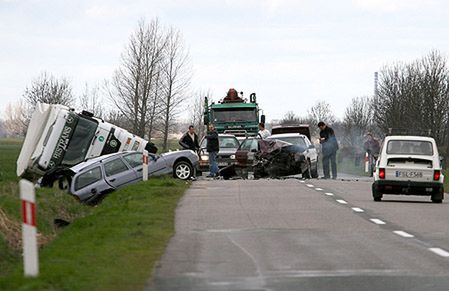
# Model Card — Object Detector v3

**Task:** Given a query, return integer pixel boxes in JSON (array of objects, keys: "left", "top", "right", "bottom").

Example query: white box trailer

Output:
[{"left": 17, "top": 103, "right": 154, "bottom": 183}]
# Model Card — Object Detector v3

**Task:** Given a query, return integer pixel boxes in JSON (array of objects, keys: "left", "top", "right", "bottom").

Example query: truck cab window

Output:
[{"left": 62, "top": 117, "right": 98, "bottom": 166}]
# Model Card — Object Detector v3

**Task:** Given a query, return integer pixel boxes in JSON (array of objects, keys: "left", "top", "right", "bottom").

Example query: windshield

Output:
[
  {"left": 386, "top": 140, "right": 433, "bottom": 156},
  {"left": 270, "top": 136, "right": 307, "bottom": 147},
  {"left": 62, "top": 117, "right": 98, "bottom": 166},
  {"left": 212, "top": 108, "right": 257, "bottom": 122},
  {"left": 201, "top": 136, "right": 240, "bottom": 148}
]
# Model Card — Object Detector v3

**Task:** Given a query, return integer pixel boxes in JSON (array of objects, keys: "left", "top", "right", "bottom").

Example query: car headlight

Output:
[
  {"left": 230, "top": 154, "right": 236, "bottom": 159},
  {"left": 201, "top": 155, "right": 209, "bottom": 161}
]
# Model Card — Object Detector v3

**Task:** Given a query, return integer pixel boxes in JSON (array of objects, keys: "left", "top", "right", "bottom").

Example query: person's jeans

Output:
[
  {"left": 209, "top": 151, "right": 219, "bottom": 176},
  {"left": 322, "top": 151, "right": 337, "bottom": 178}
]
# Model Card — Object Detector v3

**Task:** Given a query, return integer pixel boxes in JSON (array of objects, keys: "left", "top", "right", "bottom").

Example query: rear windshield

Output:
[
  {"left": 201, "top": 136, "right": 240, "bottom": 148},
  {"left": 386, "top": 140, "right": 433, "bottom": 156},
  {"left": 269, "top": 136, "right": 307, "bottom": 147}
]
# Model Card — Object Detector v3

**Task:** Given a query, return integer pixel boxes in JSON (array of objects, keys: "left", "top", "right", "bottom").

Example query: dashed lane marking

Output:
[
  {"left": 351, "top": 207, "right": 364, "bottom": 212},
  {"left": 393, "top": 230, "right": 414, "bottom": 238},
  {"left": 306, "top": 184, "right": 314, "bottom": 188},
  {"left": 370, "top": 218, "right": 386, "bottom": 225},
  {"left": 325, "top": 192, "right": 334, "bottom": 196},
  {"left": 315, "top": 188, "right": 323, "bottom": 191},
  {"left": 336, "top": 199, "right": 348, "bottom": 204},
  {"left": 429, "top": 248, "right": 449, "bottom": 258}
]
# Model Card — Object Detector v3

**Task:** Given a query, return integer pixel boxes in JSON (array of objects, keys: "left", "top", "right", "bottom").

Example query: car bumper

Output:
[
  {"left": 198, "top": 159, "right": 236, "bottom": 171},
  {"left": 373, "top": 180, "right": 443, "bottom": 196}
]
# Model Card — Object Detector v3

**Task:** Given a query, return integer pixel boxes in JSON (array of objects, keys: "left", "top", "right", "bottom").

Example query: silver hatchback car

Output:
[{"left": 69, "top": 150, "right": 198, "bottom": 203}]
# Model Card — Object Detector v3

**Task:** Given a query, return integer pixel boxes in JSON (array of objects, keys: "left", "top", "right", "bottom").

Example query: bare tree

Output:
[
  {"left": 23, "top": 72, "right": 74, "bottom": 108},
  {"left": 3, "top": 100, "right": 28, "bottom": 137},
  {"left": 79, "top": 83, "right": 104, "bottom": 118},
  {"left": 280, "top": 111, "right": 301, "bottom": 125},
  {"left": 373, "top": 50, "right": 449, "bottom": 144},
  {"left": 307, "top": 100, "right": 336, "bottom": 125},
  {"left": 108, "top": 19, "right": 167, "bottom": 137},
  {"left": 189, "top": 90, "right": 211, "bottom": 139},
  {"left": 342, "top": 96, "right": 373, "bottom": 148},
  {"left": 159, "top": 27, "right": 192, "bottom": 151}
]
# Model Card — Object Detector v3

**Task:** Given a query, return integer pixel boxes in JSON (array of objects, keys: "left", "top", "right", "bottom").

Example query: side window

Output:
[
  {"left": 104, "top": 158, "right": 129, "bottom": 177},
  {"left": 75, "top": 166, "right": 102, "bottom": 191},
  {"left": 251, "top": 139, "right": 258, "bottom": 151},
  {"left": 123, "top": 152, "right": 143, "bottom": 168},
  {"left": 131, "top": 141, "right": 140, "bottom": 151}
]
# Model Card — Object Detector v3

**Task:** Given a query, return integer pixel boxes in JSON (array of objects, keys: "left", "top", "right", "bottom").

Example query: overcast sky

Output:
[{"left": 1, "top": 0, "right": 449, "bottom": 122}]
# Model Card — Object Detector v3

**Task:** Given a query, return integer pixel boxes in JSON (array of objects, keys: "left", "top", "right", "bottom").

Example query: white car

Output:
[
  {"left": 372, "top": 135, "right": 444, "bottom": 203},
  {"left": 267, "top": 133, "right": 319, "bottom": 178}
]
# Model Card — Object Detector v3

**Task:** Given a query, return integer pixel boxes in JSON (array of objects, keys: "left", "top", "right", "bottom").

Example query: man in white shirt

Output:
[{"left": 258, "top": 123, "right": 270, "bottom": 139}]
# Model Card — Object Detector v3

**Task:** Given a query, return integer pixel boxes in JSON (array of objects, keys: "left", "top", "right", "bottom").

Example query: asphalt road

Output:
[{"left": 151, "top": 175, "right": 449, "bottom": 291}]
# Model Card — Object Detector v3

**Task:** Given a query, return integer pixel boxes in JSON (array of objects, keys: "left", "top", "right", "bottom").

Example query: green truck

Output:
[{"left": 203, "top": 88, "right": 265, "bottom": 139}]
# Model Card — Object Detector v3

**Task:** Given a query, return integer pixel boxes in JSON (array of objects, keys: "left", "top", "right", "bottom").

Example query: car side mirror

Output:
[{"left": 440, "top": 156, "right": 445, "bottom": 168}]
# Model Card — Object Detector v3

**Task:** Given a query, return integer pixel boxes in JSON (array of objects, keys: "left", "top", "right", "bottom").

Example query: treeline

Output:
[
  {"left": 1, "top": 19, "right": 194, "bottom": 151},
  {"left": 280, "top": 50, "right": 449, "bottom": 156}
]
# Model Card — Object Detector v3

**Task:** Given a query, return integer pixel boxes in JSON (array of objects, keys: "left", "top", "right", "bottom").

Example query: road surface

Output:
[{"left": 151, "top": 176, "right": 449, "bottom": 290}]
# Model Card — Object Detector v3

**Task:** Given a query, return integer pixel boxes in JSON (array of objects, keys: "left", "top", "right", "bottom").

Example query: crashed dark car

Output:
[{"left": 253, "top": 139, "right": 316, "bottom": 179}]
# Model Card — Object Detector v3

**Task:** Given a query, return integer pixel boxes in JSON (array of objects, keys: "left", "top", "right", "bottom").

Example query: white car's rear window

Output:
[{"left": 386, "top": 140, "right": 433, "bottom": 156}]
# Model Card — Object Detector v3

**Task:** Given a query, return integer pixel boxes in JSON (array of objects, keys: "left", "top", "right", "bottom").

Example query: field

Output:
[{"left": 0, "top": 138, "right": 189, "bottom": 290}]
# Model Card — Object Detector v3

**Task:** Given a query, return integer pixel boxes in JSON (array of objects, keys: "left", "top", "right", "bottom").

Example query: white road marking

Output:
[
  {"left": 370, "top": 218, "right": 386, "bottom": 225},
  {"left": 351, "top": 207, "right": 364, "bottom": 212},
  {"left": 315, "top": 188, "right": 323, "bottom": 191},
  {"left": 336, "top": 199, "right": 348, "bottom": 204},
  {"left": 393, "top": 230, "right": 414, "bottom": 238},
  {"left": 299, "top": 180, "right": 305, "bottom": 183},
  {"left": 306, "top": 184, "right": 314, "bottom": 188},
  {"left": 429, "top": 248, "right": 449, "bottom": 257},
  {"left": 325, "top": 192, "right": 334, "bottom": 196}
]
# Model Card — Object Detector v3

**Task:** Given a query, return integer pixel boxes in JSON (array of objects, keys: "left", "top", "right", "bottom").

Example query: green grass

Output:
[
  {"left": 0, "top": 178, "right": 188, "bottom": 290},
  {"left": 0, "top": 138, "right": 190, "bottom": 290}
]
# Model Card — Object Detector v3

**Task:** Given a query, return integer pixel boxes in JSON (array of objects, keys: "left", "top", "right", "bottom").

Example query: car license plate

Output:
[
  {"left": 218, "top": 162, "right": 228, "bottom": 166},
  {"left": 395, "top": 171, "right": 423, "bottom": 178}
]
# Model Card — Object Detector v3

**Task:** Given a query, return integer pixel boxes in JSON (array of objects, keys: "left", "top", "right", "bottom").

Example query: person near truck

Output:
[
  {"left": 364, "top": 133, "right": 380, "bottom": 177},
  {"left": 318, "top": 121, "right": 339, "bottom": 179},
  {"left": 179, "top": 125, "right": 200, "bottom": 152},
  {"left": 206, "top": 124, "right": 219, "bottom": 178},
  {"left": 258, "top": 123, "right": 271, "bottom": 139}
]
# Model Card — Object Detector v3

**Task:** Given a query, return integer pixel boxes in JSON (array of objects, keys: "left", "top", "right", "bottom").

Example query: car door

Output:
[
  {"left": 103, "top": 157, "right": 139, "bottom": 188},
  {"left": 72, "top": 166, "right": 110, "bottom": 201}
]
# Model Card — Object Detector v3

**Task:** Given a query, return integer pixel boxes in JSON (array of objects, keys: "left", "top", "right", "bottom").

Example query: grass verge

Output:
[{"left": 0, "top": 177, "right": 188, "bottom": 290}]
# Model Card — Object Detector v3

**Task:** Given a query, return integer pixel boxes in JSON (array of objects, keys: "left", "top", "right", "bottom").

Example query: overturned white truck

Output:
[{"left": 17, "top": 103, "right": 155, "bottom": 186}]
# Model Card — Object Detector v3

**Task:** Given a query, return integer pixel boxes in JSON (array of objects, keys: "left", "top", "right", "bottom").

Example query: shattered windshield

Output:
[
  {"left": 212, "top": 109, "right": 257, "bottom": 122},
  {"left": 62, "top": 117, "right": 98, "bottom": 166}
]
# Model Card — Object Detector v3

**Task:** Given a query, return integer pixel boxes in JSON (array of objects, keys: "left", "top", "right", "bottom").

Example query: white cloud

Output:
[
  {"left": 85, "top": 4, "right": 131, "bottom": 19},
  {"left": 352, "top": 0, "right": 434, "bottom": 13}
]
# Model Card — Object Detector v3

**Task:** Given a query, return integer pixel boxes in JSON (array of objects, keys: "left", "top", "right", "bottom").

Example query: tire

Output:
[
  {"left": 372, "top": 183, "right": 382, "bottom": 201},
  {"left": 431, "top": 188, "right": 444, "bottom": 203},
  {"left": 58, "top": 174, "right": 72, "bottom": 191},
  {"left": 173, "top": 161, "right": 193, "bottom": 180},
  {"left": 302, "top": 160, "right": 311, "bottom": 179},
  {"left": 311, "top": 161, "right": 319, "bottom": 178}
]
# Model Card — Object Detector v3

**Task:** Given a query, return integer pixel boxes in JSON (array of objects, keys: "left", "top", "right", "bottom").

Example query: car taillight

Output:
[
  {"left": 379, "top": 168, "right": 385, "bottom": 179},
  {"left": 434, "top": 170, "right": 441, "bottom": 181}
]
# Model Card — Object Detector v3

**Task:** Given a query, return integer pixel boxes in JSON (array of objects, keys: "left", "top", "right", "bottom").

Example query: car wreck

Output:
[{"left": 225, "top": 137, "right": 317, "bottom": 179}]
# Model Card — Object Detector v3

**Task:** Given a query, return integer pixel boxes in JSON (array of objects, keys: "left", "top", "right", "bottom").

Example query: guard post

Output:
[
  {"left": 143, "top": 150, "right": 149, "bottom": 181},
  {"left": 20, "top": 179, "right": 39, "bottom": 277}
]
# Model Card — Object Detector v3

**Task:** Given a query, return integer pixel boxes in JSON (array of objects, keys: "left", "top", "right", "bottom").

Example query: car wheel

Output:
[
  {"left": 372, "top": 184, "right": 382, "bottom": 201},
  {"left": 174, "top": 161, "right": 193, "bottom": 180},
  {"left": 431, "top": 188, "right": 444, "bottom": 203},
  {"left": 58, "top": 174, "right": 72, "bottom": 191},
  {"left": 311, "top": 162, "right": 319, "bottom": 178}
]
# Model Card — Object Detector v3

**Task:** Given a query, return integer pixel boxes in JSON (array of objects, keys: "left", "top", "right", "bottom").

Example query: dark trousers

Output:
[{"left": 322, "top": 151, "right": 337, "bottom": 178}]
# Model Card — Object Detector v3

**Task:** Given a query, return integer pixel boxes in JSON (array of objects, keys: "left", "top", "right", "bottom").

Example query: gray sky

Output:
[{"left": 1, "top": 0, "right": 449, "bottom": 122}]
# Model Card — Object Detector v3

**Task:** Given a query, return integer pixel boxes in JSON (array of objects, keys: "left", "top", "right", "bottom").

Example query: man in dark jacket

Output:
[
  {"left": 318, "top": 121, "right": 339, "bottom": 179},
  {"left": 179, "top": 125, "right": 200, "bottom": 152},
  {"left": 206, "top": 124, "right": 219, "bottom": 177}
]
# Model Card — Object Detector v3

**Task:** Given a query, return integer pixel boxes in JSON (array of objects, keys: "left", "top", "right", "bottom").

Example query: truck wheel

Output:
[
  {"left": 58, "top": 174, "right": 72, "bottom": 191},
  {"left": 174, "top": 161, "right": 193, "bottom": 180},
  {"left": 372, "top": 184, "right": 382, "bottom": 201}
]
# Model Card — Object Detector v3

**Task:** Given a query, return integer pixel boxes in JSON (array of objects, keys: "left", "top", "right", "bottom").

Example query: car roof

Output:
[
  {"left": 71, "top": 151, "right": 139, "bottom": 172},
  {"left": 385, "top": 135, "right": 436, "bottom": 142},
  {"left": 269, "top": 133, "right": 307, "bottom": 138}
]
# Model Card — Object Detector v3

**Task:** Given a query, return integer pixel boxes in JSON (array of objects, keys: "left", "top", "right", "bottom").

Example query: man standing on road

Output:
[
  {"left": 258, "top": 123, "right": 270, "bottom": 139},
  {"left": 318, "top": 121, "right": 339, "bottom": 179},
  {"left": 364, "top": 133, "right": 381, "bottom": 177},
  {"left": 206, "top": 124, "right": 219, "bottom": 178},
  {"left": 179, "top": 125, "right": 200, "bottom": 152}
]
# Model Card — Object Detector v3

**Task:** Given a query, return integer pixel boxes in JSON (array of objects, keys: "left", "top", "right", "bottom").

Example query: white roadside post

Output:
[
  {"left": 19, "top": 179, "right": 39, "bottom": 277},
  {"left": 143, "top": 150, "right": 149, "bottom": 181},
  {"left": 364, "top": 152, "right": 369, "bottom": 173}
]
